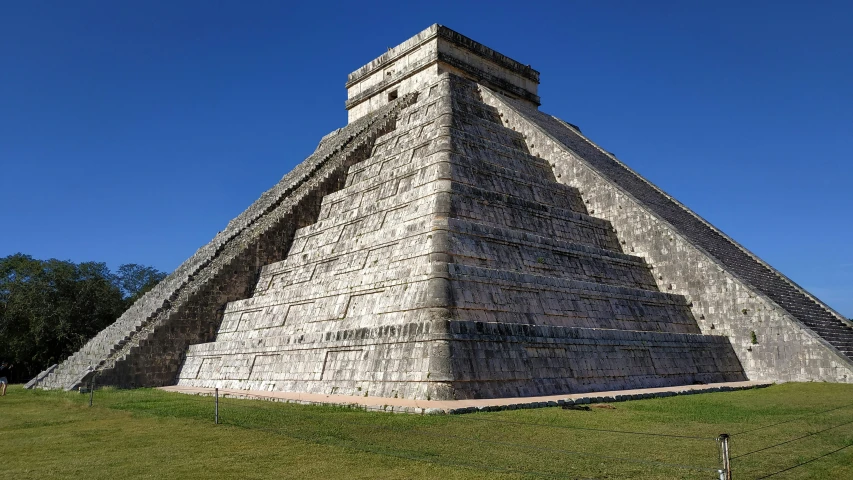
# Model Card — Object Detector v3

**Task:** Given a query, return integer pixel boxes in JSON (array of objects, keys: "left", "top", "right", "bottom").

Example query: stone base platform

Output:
[{"left": 159, "top": 380, "right": 770, "bottom": 415}]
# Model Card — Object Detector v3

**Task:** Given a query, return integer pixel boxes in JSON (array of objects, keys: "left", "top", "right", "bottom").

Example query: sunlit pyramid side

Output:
[{"left": 29, "top": 25, "right": 853, "bottom": 399}]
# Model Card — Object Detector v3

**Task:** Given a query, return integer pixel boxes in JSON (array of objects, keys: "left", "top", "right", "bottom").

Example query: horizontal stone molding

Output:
[{"left": 346, "top": 24, "right": 539, "bottom": 86}]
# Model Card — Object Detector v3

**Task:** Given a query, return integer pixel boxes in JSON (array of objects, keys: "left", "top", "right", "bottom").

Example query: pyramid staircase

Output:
[
  {"left": 176, "top": 74, "right": 746, "bottom": 400},
  {"left": 27, "top": 95, "right": 418, "bottom": 390},
  {"left": 30, "top": 24, "right": 852, "bottom": 395},
  {"left": 485, "top": 92, "right": 853, "bottom": 363}
]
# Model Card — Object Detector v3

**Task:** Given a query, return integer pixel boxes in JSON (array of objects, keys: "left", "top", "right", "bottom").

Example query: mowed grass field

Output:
[{"left": 2, "top": 383, "right": 853, "bottom": 479}]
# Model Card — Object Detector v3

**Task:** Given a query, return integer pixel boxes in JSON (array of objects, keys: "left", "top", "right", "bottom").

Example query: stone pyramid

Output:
[{"left": 29, "top": 25, "right": 853, "bottom": 398}]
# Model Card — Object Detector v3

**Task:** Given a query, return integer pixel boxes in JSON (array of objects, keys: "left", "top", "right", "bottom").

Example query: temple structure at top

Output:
[{"left": 345, "top": 25, "right": 539, "bottom": 122}]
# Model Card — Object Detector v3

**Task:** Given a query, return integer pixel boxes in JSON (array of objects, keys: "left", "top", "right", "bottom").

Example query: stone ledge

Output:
[
  {"left": 159, "top": 381, "right": 770, "bottom": 415},
  {"left": 346, "top": 24, "right": 539, "bottom": 86}
]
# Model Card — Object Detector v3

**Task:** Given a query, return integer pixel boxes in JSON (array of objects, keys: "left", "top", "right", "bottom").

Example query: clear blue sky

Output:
[{"left": 1, "top": 1, "right": 851, "bottom": 316}]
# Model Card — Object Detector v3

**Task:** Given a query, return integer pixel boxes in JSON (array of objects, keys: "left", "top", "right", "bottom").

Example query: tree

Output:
[
  {"left": 115, "top": 263, "right": 167, "bottom": 303},
  {"left": 0, "top": 254, "right": 167, "bottom": 381}
]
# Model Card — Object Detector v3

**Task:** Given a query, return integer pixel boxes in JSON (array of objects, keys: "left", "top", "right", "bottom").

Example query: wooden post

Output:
[{"left": 215, "top": 388, "right": 219, "bottom": 424}]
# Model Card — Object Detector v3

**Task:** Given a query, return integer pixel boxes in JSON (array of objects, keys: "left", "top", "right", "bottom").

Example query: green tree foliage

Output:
[
  {"left": 115, "top": 263, "right": 167, "bottom": 304},
  {"left": 0, "top": 254, "right": 167, "bottom": 381}
]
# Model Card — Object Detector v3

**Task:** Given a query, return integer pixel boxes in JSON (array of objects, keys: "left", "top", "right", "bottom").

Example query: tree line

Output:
[{"left": 0, "top": 253, "right": 167, "bottom": 382}]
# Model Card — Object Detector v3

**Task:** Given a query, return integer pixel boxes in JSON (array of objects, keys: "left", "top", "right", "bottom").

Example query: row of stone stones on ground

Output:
[
  {"left": 186, "top": 383, "right": 770, "bottom": 415},
  {"left": 437, "top": 383, "right": 771, "bottom": 415}
]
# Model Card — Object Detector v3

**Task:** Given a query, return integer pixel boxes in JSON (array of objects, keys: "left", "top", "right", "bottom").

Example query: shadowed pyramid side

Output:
[
  {"left": 177, "top": 73, "right": 747, "bottom": 400},
  {"left": 477, "top": 83, "right": 853, "bottom": 384}
]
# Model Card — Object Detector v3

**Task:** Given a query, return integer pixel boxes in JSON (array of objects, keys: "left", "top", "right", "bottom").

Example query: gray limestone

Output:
[
  {"left": 29, "top": 24, "right": 853, "bottom": 399},
  {"left": 175, "top": 71, "right": 745, "bottom": 400},
  {"left": 476, "top": 86, "right": 853, "bottom": 383}
]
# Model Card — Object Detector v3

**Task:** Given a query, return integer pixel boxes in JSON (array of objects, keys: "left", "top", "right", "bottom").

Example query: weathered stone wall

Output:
[
  {"left": 346, "top": 24, "right": 539, "bottom": 123},
  {"left": 179, "top": 74, "right": 746, "bottom": 400},
  {"left": 94, "top": 170, "right": 348, "bottom": 387},
  {"left": 444, "top": 322, "right": 746, "bottom": 399},
  {"left": 478, "top": 86, "right": 853, "bottom": 383},
  {"left": 180, "top": 83, "right": 455, "bottom": 399},
  {"left": 41, "top": 26, "right": 831, "bottom": 400}
]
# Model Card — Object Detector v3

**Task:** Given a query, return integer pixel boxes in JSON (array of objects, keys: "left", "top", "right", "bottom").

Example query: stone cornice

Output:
[
  {"left": 346, "top": 24, "right": 539, "bottom": 88},
  {"left": 435, "top": 26, "right": 539, "bottom": 83},
  {"left": 345, "top": 52, "right": 540, "bottom": 110}
]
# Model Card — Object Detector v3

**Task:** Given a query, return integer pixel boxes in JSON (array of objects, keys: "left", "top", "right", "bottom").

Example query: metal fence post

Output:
[
  {"left": 718, "top": 433, "right": 732, "bottom": 480},
  {"left": 88, "top": 373, "right": 97, "bottom": 407},
  {"left": 215, "top": 387, "right": 219, "bottom": 424}
]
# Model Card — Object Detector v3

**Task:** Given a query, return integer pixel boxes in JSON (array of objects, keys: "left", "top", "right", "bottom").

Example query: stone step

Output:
[
  {"left": 445, "top": 220, "right": 654, "bottom": 291},
  {"left": 517, "top": 102, "right": 853, "bottom": 366}
]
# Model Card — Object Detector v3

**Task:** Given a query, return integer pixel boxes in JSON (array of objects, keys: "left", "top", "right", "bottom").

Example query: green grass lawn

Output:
[{"left": 2, "top": 383, "right": 853, "bottom": 479}]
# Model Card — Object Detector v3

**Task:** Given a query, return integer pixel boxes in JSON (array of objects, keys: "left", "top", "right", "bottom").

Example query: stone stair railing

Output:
[
  {"left": 28, "top": 93, "right": 418, "bottom": 390},
  {"left": 491, "top": 92, "right": 853, "bottom": 361}
]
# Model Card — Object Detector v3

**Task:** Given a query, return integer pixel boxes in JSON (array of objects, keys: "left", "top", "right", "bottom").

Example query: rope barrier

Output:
[
  {"left": 459, "top": 414, "right": 717, "bottom": 440},
  {"left": 732, "top": 418, "right": 853, "bottom": 459},
  {"left": 731, "top": 401, "right": 853, "bottom": 436},
  {"left": 753, "top": 443, "right": 853, "bottom": 479}
]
